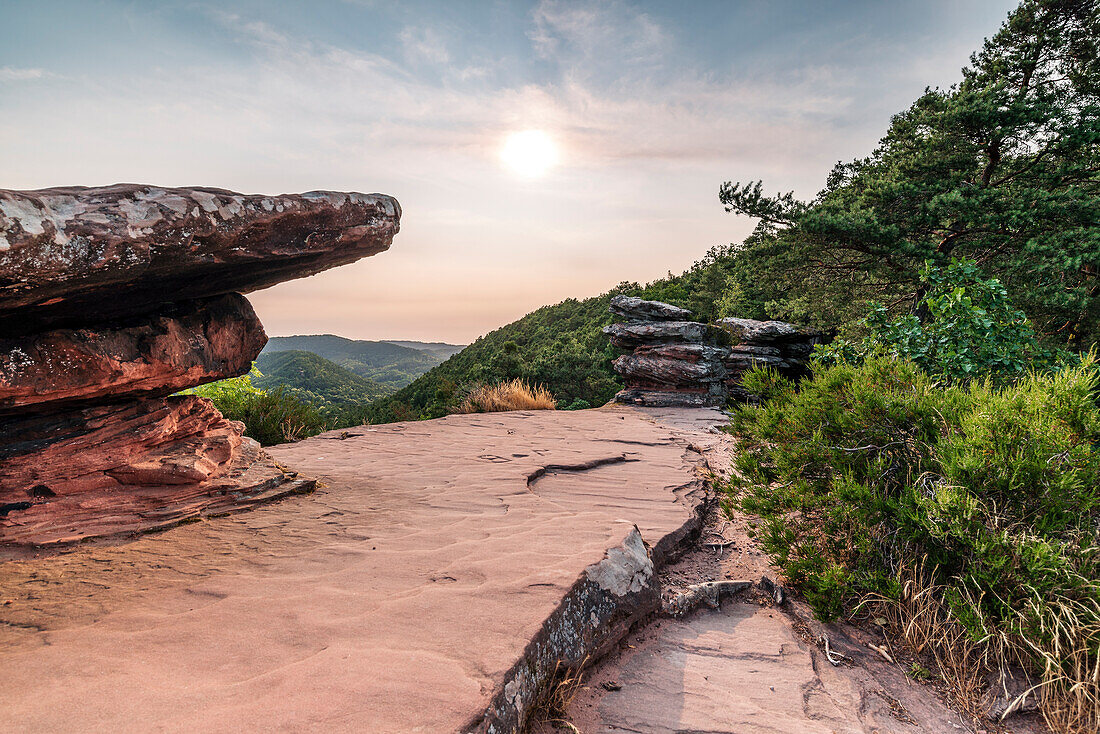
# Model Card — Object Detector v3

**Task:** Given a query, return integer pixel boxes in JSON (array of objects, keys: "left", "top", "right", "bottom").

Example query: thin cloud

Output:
[{"left": 0, "top": 66, "right": 50, "bottom": 82}]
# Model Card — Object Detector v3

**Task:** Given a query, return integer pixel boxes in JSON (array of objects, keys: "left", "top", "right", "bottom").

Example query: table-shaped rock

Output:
[{"left": 0, "top": 184, "right": 401, "bottom": 548}]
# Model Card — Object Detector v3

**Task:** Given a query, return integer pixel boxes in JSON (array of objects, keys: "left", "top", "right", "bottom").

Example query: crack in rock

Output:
[{"left": 525, "top": 455, "right": 638, "bottom": 488}]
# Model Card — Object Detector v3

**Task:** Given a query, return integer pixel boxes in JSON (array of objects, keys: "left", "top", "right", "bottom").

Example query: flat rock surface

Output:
[
  {"left": 0, "top": 407, "right": 720, "bottom": 733},
  {"left": 541, "top": 600, "right": 983, "bottom": 734}
]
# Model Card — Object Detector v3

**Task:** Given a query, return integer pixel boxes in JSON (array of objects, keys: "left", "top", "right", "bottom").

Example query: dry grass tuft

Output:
[
  {"left": 861, "top": 559, "right": 1100, "bottom": 733},
  {"left": 460, "top": 378, "right": 556, "bottom": 413},
  {"left": 525, "top": 658, "right": 587, "bottom": 732}
]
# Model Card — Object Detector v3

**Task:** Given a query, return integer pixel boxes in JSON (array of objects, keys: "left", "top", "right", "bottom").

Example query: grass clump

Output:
[
  {"left": 728, "top": 356, "right": 1100, "bottom": 730},
  {"left": 182, "top": 366, "right": 329, "bottom": 446},
  {"left": 459, "top": 378, "right": 556, "bottom": 413}
]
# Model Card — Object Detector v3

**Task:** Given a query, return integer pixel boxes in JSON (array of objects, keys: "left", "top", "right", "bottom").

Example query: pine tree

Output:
[{"left": 721, "top": 0, "right": 1100, "bottom": 346}]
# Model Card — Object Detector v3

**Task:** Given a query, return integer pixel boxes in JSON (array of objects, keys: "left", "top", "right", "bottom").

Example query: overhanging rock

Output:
[{"left": 0, "top": 184, "right": 401, "bottom": 549}]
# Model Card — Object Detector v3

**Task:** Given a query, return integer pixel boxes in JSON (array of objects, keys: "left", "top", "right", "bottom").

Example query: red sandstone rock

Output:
[
  {"left": 0, "top": 293, "right": 265, "bottom": 414},
  {"left": 603, "top": 321, "right": 731, "bottom": 350},
  {"left": 613, "top": 344, "right": 728, "bottom": 387},
  {"left": 0, "top": 184, "right": 401, "bottom": 334},
  {"left": 0, "top": 395, "right": 312, "bottom": 547}
]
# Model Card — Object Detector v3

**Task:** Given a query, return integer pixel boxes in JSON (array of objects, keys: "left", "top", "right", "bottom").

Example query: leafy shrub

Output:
[
  {"left": 222, "top": 387, "right": 330, "bottom": 445},
  {"left": 815, "top": 259, "right": 1058, "bottom": 382},
  {"left": 459, "top": 379, "right": 556, "bottom": 413},
  {"left": 561, "top": 398, "right": 591, "bottom": 411},
  {"left": 729, "top": 356, "right": 1100, "bottom": 729},
  {"left": 182, "top": 366, "right": 329, "bottom": 446}
]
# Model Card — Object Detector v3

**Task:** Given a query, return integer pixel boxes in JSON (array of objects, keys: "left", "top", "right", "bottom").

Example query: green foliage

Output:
[
  {"left": 719, "top": 0, "right": 1100, "bottom": 345},
  {"left": 255, "top": 350, "right": 390, "bottom": 405},
  {"left": 219, "top": 387, "right": 329, "bottom": 446},
  {"left": 263, "top": 335, "right": 450, "bottom": 391},
  {"left": 181, "top": 366, "right": 329, "bottom": 446},
  {"left": 365, "top": 246, "right": 738, "bottom": 423},
  {"left": 816, "top": 259, "right": 1058, "bottom": 381},
  {"left": 729, "top": 356, "right": 1100, "bottom": 697},
  {"left": 180, "top": 364, "right": 266, "bottom": 411}
]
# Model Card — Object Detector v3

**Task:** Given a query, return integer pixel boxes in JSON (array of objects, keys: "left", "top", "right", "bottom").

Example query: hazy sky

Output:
[{"left": 1, "top": 0, "right": 1018, "bottom": 343}]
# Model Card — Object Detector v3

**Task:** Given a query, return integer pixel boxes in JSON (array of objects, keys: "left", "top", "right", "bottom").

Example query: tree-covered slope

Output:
[
  {"left": 364, "top": 246, "right": 737, "bottom": 423},
  {"left": 383, "top": 340, "right": 466, "bottom": 359},
  {"left": 254, "top": 350, "right": 390, "bottom": 405},
  {"left": 262, "top": 335, "right": 445, "bottom": 390}
]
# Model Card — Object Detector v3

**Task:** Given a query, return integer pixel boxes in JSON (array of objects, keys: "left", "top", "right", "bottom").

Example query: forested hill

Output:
[
  {"left": 382, "top": 340, "right": 465, "bottom": 359},
  {"left": 262, "top": 335, "right": 449, "bottom": 391},
  {"left": 363, "top": 247, "right": 738, "bottom": 423}
]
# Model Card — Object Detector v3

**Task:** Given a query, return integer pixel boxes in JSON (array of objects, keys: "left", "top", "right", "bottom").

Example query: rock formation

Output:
[
  {"left": 605, "top": 296, "right": 731, "bottom": 407},
  {"left": 605, "top": 296, "right": 822, "bottom": 407},
  {"left": 717, "top": 316, "right": 822, "bottom": 400},
  {"left": 0, "top": 184, "right": 401, "bottom": 549}
]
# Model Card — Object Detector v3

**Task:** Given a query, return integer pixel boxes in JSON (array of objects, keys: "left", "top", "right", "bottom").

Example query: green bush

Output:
[
  {"left": 816, "top": 259, "right": 1058, "bottom": 382},
  {"left": 182, "top": 366, "right": 329, "bottom": 446},
  {"left": 729, "top": 356, "right": 1100, "bottom": 726}
]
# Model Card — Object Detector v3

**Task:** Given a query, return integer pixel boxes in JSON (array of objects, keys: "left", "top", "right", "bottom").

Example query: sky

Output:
[{"left": 0, "top": 0, "right": 1019, "bottom": 343}]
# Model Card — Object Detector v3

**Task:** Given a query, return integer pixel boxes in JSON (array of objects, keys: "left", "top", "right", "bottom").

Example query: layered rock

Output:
[
  {"left": 0, "top": 293, "right": 264, "bottom": 412},
  {"left": 0, "top": 184, "right": 401, "bottom": 549},
  {"left": 716, "top": 317, "right": 822, "bottom": 400},
  {"left": 605, "top": 296, "right": 729, "bottom": 407},
  {"left": 605, "top": 297, "right": 822, "bottom": 407},
  {"left": 609, "top": 296, "right": 693, "bottom": 323},
  {"left": 0, "top": 184, "right": 400, "bottom": 335}
]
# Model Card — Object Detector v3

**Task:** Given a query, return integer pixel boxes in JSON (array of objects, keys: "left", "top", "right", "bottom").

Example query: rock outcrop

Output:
[
  {"left": 717, "top": 316, "right": 822, "bottom": 400},
  {"left": 605, "top": 296, "right": 822, "bottom": 407},
  {"left": 0, "top": 184, "right": 401, "bottom": 549}
]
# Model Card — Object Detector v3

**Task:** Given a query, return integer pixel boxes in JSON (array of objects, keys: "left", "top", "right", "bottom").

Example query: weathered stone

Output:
[
  {"left": 0, "top": 184, "right": 401, "bottom": 335},
  {"left": 613, "top": 344, "right": 728, "bottom": 388},
  {"left": 609, "top": 295, "right": 693, "bottom": 323},
  {"left": 0, "top": 396, "right": 312, "bottom": 547},
  {"left": 603, "top": 321, "right": 731, "bottom": 350},
  {"left": 0, "top": 183, "right": 401, "bottom": 547},
  {"left": 613, "top": 387, "right": 725, "bottom": 408},
  {"left": 726, "top": 344, "right": 782, "bottom": 357},
  {"left": 0, "top": 293, "right": 265, "bottom": 414},
  {"left": 716, "top": 316, "right": 820, "bottom": 345}
]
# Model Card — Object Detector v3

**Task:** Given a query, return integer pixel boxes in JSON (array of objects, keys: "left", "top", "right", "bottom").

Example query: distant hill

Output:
[
  {"left": 254, "top": 350, "right": 390, "bottom": 405},
  {"left": 383, "top": 340, "right": 465, "bottom": 359},
  {"left": 262, "top": 335, "right": 454, "bottom": 391}
]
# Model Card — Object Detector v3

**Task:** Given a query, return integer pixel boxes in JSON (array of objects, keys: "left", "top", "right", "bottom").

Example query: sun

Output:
[{"left": 500, "top": 130, "right": 559, "bottom": 178}]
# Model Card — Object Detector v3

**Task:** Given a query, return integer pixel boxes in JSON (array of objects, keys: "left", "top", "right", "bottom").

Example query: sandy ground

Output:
[{"left": 0, "top": 406, "right": 719, "bottom": 733}]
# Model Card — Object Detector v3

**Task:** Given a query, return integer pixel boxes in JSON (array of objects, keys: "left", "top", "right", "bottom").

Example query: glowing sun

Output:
[{"left": 500, "top": 129, "right": 559, "bottom": 177}]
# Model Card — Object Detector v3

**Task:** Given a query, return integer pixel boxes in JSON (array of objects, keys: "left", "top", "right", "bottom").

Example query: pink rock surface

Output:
[
  {"left": 0, "top": 407, "right": 717, "bottom": 733},
  {"left": 0, "top": 293, "right": 265, "bottom": 413},
  {"left": 546, "top": 602, "right": 984, "bottom": 734},
  {"left": 0, "top": 395, "right": 308, "bottom": 547}
]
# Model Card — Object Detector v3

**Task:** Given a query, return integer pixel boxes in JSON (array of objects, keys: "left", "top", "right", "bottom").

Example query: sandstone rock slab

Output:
[
  {"left": 613, "top": 344, "right": 728, "bottom": 387},
  {"left": 716, "top": 316, "right": 820, "bottom": 345},
  {"left": 0, "top": 395, "right": 309, "bottom": 547},
  {"left": 0, "top": 407, "right": 723, "bottom": 733},
  {"left": 609, "top": 295, "right": 693, "bottom": 323},
  {"left": 0, "top": 293, "right": 265, "bottom": 413},
  {"left": 547, "top": 601, "right": 984, "bottom": 734},
  {"left": 603, "top": 321, "right": 730, "bottom": 350},
  {"left": 0, "top": 184, "right": 401, "bottom": 334}
]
